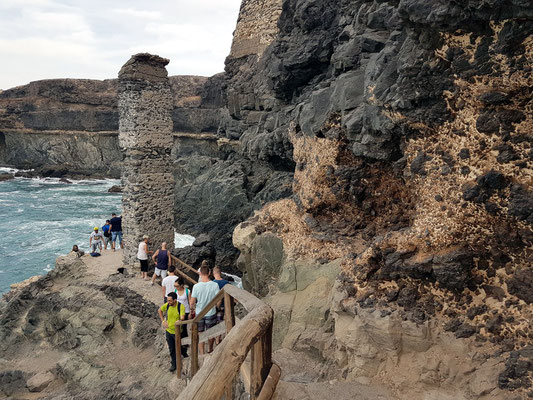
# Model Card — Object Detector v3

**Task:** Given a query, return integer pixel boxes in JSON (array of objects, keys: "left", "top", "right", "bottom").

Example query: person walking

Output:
[
  {"left": 174, "top": 278, "right": 192, "bottom": 344},
  {"left": 161, "top": 266, "right": 178, "bottom": 303},
  {"left": 109, "top": 213, "right": 123, "bottom": 251},
  {"left": 190, "top": 261, "right": 220, "bottom": 354},
  {"left": 151, "top": 242, "right": 171, "bottom": 286},
  {"left": 213, "top": 266, "right": 230, "bottom": 343},
  {"left": 137, "top": 235, "right": 152, "bottom": 280},
  {"left": 157, "top": 292, "right": 186, "bottom": 372},
  {"left": 89, "top": 227, "right": 104, "bottom": 254},
  {"left": 101, "top": 220, "right": 111, "bottom": 250}
]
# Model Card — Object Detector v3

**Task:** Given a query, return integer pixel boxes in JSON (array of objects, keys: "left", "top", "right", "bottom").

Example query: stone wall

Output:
[
  {"left": 230, "top": 0, "right": 283, "bottom": 59},
  {"left": 118, "top": 53, "right": 175, "bottom": 265}
]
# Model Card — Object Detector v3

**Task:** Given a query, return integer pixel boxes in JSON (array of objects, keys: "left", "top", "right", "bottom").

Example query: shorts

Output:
[
  {"left": 197, "top": 314, "right": 217, "bottom": 332},
  {"left": 154, "top": 268, "right": 168, "bottom": 279},
  {"left": 103, "top": 235, "right": 110, "bottom": 246},
  {"left": 139, "top": 259, "right": 148, "bottom": 272},
  {"left": 111, "top": 231, "right": 123, "bottom": 244}
]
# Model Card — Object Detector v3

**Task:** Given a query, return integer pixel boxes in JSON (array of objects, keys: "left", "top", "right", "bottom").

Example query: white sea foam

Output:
[{"left": 175, "top": 232, "right": 195, "bottom": 248}]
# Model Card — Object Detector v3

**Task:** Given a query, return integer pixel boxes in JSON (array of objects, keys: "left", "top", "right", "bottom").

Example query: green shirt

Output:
[{"left": 160, "top": 301, "right": 185, "bottom": 335}]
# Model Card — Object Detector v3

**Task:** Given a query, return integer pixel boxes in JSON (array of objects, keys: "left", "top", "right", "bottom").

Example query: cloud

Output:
[{"left": 0, "top": 0, "right": 242, "bottom": 89}]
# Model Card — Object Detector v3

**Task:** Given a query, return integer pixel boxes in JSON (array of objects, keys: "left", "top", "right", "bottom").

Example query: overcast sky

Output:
[{"left": 0, "top": 0, "right": 242, "bottom": 89}]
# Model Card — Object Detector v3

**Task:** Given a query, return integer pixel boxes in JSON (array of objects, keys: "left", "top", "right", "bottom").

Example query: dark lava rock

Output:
[
  {"left": 455, "top": 323, "right": 476, "bottom": 338},
  {"left": 174, "top": 242, "right": 216, "bottom": 272},
  {"left": 496, "top": 144, "right": 519, "bottom": 163},
  {"left": 410, "top": 152, "right": 431, "bottom": 176},
  {"left": 479, "top": 91, "right": 509, "bottom": 105},
  {"left": 462, "top": 183, "right": 481, "bottom": 201},
  {"left": 444, "top": 318, "right": 462, "bottom": 332},
  {"left": 458, "top": 148, "right": 470, "bottom": 159},
  {"left": 193, "top": 233, "right": 211, "bottom": 247},
  {"left": 486, "top": 314, "right": 504, "bottom": 334},
  {"left": 432, "top": 248, "right": 473, "bottom": 291},
  {"left": 467, "top": 304, "right": 488, "bottom": 320},
  {"left": 508, "top": 184, "right": 533, "bottom": 224},
  {"left": 59, "top": 178, "right": 72, "bottom": 184},
  {"left": 397, "top": 286, "right": 419, "bottom": 309},
  {"left": 482, "top": 285, "right": 506, "bottom": 302},
  {"left": 476, "top": 170, "right": 508, "bottom": 190},
  {"left": 476, "top": 111, "right": 500, "bottom": 134},
  {"left": 0, "top": 173, "right": 14, "bottom": 182},
  {"left": 499, "top": 348, "right": 533, "bottom": 390},
  {"left": 108, "top": 185, "right": 122, "bottom": 193},
  {"left": 508, "top": 268, "right": 533, "bottom": 304},
  {"left": 0, "top": 370, "right": 26, "bottom": 396}
]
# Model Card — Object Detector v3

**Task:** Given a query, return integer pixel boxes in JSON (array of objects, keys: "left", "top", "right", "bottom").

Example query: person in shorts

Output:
[
  {"left": 89, "top": 227, "right": 104, "bottom": 253},
  {"left": 109, "top": 213, "right": 123, "bottom": 251},
  {"left": 151, "top": 242, "right": 171, "bottom": 286},
  {"left": 190, "top": 261, "right": 220, "bottom": 354},
  {"left": 137, "top": 235, "right": 152, "bottom": 280},
  {"left": 101, "top": 220, "right": 111, "bottom": 250}
]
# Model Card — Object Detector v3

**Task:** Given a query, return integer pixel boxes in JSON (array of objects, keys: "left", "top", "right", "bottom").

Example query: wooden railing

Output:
[
  {"left": 170, "top": 255, "right": 198, "bottom": 285},
  {"left": 173, "top": 282, "right": 279, "bottom": 400}
]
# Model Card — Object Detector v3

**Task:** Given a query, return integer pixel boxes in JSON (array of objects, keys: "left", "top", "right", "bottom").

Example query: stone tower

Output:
[{"left": 118, "top": 53, "right": 175, "bottom": 266}]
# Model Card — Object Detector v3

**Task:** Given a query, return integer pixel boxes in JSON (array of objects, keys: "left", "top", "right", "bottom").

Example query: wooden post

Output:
[
  {"left": 224, "top": 381, "right": 233, "bottom": 400},
  {"left": 175, "top": 326, "right": 182, "bottom": 378},
  {"left": 224, "top": 291, "right": 235, "bottom": 333},
  {"left": 249, "top": 323, "right": 272, "bottom": 399},
  {"left": 191, "top": 322, "right": 199, "bottom": 377}
]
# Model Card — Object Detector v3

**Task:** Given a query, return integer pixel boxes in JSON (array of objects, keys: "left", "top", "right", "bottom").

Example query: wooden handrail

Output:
[{"left": 175, "top": 284, "right": 277, "bottom": 400}]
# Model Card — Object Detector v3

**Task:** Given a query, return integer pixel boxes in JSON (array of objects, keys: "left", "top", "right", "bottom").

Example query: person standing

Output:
[
  {"left": 137, "top": 235, "right": 152, "bottom": 280},
  {"left": 109, "top": 213, "right": 123, "bottom": 251},
  {"left": 174, "top": 277, "right": 192, "bottom": 350},
  {"left": 161, "top": 266, "right": 178, "bottom": 303},
  {"left": 157, "top": 292, "right": 186, "bottom": 372},
  {"left": 213, "top": 266, "right": 230, "bottom": 343},
  {"left": 101, "top": 220, "right": 111, "bottom": 250},
  {"left": 151, "top": 242, "right": 171, "bottom": 286},
  {"left": 89, "top": 227, "right": 104, "bottom": 254},
  {"left": 190, "top": 261, "right": 220, "bottom": 354}
]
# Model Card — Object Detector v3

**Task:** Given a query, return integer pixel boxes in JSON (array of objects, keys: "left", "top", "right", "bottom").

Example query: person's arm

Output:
[
  {"left": 161, "top": 280, "right": 166, "bottom": 298},
  {"left": 168, "top": 251, "right": 171, "bottom": 267},
  {"left": 89, "top": 234, "right": 92, "bottom": 247},
  {"left": 190, "top": 297, "right": 197, "bottom": 312},
  {"left": 158, "top": 306, "right": 168, "bottom": 329},
  {"left": 152, "top": 249, "right": 159, "bottom": 263}
]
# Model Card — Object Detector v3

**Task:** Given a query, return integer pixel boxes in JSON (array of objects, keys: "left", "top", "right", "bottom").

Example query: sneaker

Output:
[
  {"left": 150, "top": 281, "right": 154, "bottom": 286},
  {"left": 169, "top": 366, "right": 176, "bottom": 372}
]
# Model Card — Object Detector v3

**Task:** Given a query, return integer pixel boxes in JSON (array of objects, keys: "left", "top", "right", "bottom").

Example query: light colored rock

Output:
[{"left": 27, "top": 371, "right": 55, "bottom": 392}]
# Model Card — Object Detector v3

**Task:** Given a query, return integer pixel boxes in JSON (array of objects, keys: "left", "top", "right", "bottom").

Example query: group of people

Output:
[
  {"left": 156, "top": 260, "right": 230, "bottom": 372},
  {"left": 88, "top": 213, "right": 123, "bottom": 254}
]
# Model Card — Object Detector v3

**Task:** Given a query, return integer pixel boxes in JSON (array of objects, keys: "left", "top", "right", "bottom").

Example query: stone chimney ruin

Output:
[{"left": 118, "top": 53, "right": 175, "bottom": 265}]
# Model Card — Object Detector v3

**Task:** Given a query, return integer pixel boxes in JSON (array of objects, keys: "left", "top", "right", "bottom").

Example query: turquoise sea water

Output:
[{"left": 0, "top": 168, "right": 122, "bottom": 294}]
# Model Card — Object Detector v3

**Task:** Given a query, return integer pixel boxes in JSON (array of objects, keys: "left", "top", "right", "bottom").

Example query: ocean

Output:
[{"left": 0, "top": 168, "right": 197, "bottom": 295}]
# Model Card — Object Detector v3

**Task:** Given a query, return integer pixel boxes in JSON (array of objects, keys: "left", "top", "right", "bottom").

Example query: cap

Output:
[{"left": 94, "top": 227, "right": 99, "bottom": 231}]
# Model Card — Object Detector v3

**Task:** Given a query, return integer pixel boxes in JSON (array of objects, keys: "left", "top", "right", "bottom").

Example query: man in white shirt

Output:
[
  {"left": 89, "top": 227, "right": 104, "bottom": 253},
  {"left": 191, "top": 262, "right": 220, "bottom": 354},
  {"left": 161, "top": 266, "right": 178, "bottom": 304}
]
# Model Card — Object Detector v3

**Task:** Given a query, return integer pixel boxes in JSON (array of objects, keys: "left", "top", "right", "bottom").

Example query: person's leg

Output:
[
  {"left": 198, "top": 318, "right": 206, "bottom": 355},
  {"left": 151, "top": 268, "right": 160, "bottom": 285},
  {"left": 165, "top": 331, "right": 176, "bottom": 371},
  {"left": 91, "top": 242, "right": 97, "bottom": 253},
  {"left": 118, "top": 231, "right": 123, "bottom": 249},
  {"left": 161, "top": 270, "right": 168, "bottom": 280},
  {"left": 111, "top": 232, "right": 117, "bottom": 251}
]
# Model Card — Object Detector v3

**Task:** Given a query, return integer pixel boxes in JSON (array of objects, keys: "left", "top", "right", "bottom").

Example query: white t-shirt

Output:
[
  {"left": 90, "top": 231, "right": 104, "bottom": 242},
  {"left": 137, "top": 241, "right": 148, "bottom": 260},
  {"left": 162, "top": 275, "right": 178, "bottom": 298}
]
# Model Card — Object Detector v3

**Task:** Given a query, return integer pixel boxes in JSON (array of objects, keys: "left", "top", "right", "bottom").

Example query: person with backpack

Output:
[
  {"left": 157, "top": 292, "right": 186, "bottom": 372},
  {"left": 101, "top": 220, "right": 111, "bottom": 250}
]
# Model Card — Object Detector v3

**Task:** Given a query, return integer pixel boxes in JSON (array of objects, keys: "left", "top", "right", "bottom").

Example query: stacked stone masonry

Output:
[
  {"left": 118, "top": 53, "right": 175, "bottom": 265},
  {"left": 230, "top": 0, "right": 283, "bottom": 58}
]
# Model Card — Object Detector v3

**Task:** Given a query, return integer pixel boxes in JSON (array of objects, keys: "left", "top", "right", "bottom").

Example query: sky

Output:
[{"left": 0, "top": 0, "right": 242, "bottom": 90}]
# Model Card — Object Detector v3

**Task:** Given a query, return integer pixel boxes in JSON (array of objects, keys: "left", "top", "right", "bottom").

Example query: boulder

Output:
[{"left": 27, "top": 371, "right": 55, "bottom": 392}]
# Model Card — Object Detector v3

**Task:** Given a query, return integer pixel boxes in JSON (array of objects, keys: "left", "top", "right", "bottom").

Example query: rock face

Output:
[
  {"left": 227, "top": 0, "right": 532, "bottom": 398},
  {"left": 0, "top": 252, "right": 175, "bottom": 399},
  {"left": 118, "top": 53, "right": 175, "bottom": 264}
]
